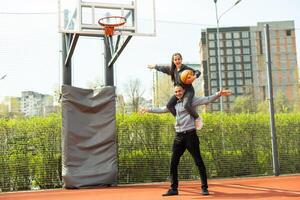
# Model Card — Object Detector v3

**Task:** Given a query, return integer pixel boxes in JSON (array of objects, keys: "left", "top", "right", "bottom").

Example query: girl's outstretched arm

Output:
[{"left": 147, "top": 64, "right": 171, "bottom": 75}]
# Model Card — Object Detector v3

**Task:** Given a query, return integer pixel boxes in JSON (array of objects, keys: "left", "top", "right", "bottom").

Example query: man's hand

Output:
[
  {"left": 139, "top": 107, "right": 149, "bottom": 114},
  {"left": 147, "top": 64, "right": 156, "bottom": 69},
  {"left": 217, "top": 89, "right": 232, "bottom": 97}
]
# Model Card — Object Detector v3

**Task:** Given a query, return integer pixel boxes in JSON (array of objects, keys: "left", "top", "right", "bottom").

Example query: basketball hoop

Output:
[{"left": 98, "top": 16, "right": 126, "bottom": 36}]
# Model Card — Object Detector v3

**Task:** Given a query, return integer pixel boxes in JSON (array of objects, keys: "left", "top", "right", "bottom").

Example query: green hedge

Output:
[
  {"left": 0, "top": 115, "right": 62, "bottom": 192},
  {"left": 0, "top": 113, "right": 300, "bottom": 191}
]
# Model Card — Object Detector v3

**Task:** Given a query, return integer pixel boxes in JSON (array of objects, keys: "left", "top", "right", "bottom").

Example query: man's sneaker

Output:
[
  {"left": 195, "top": 117, "right": 203, "bottom": 130},
  {"left": 162, "top": 189, "right": 178, "bottom": 196},
  {"left": 202, "top": 188, "right": 209, "bottom": 195}
]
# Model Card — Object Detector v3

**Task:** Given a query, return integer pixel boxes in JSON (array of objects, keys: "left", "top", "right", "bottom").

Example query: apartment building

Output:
[
  {"left": 20, "top": 91, "right": 54, "bottom": 117},
  {"left": 200, "top": 20, "right": 299, "bottom": 111}
]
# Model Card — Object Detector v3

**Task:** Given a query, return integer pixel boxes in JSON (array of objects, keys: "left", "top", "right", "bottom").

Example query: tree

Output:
[
  {"left": 86, "top": 76, "right": 103, "bottom": 90},
  {"left": 257, "top": 100, "right": 269, "bottom": 113},
  {"left": 52, "top": 84, "right": 61, "bottom": 104},
  {"left": 154, "top": 74, "right": 173, "bottom": 107},
  {"left": 292, "top": 96, "right": 300, "bottom": 112},
  {"left": 116, "top": 94, "right": 125, "bottom": 114},
  {"left": 232, "top": 95, "right": 256, "bottom": 113},
  {"left": 274, "top": 91, "right": 290, "bottom": 113},
  {"left": 124, "top": 78, "right": 145, "bottom": 113},
  {"left": 0, "top": 103, "right": 8, "bottom": 117},
  {"left": 257, "top": 91, "right": 293, "bottom": 113}
]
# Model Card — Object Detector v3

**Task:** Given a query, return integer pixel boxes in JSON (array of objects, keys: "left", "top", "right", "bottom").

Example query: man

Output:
[{"left": 140, "top": 85, "right": 232, "bottom": 196}]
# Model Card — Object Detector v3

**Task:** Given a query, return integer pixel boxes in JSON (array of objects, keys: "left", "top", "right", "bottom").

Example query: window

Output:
[
  {"left": 211, "top": 80, "right": 218, "bottom": 86},
  {"left": 235, "top": 56, "right": 241, "bottom": 62},
  {"left": 209, "top": 41, "right": 215, "bottom": 48},
  {"left": 225, "top": 32, "right": 232, "bottom": 39},
  {"left": 209, "top": 49, "right": 216, "bottom": 56},
  {"left": 243, "top": 48, "right": 250, "bottom": 54},
  {"left": 288, "top": 45, "right": 296, "bottom": 56},
  {"left": 221, "top": 56, "right": 225, "bottom": 63},
  {"left": 236, "top": 64, "right": 242, "bottom": 70},
  {"left": 212, "top": 88, "right": 218, "bottom": 94},
  {"left": 227, "top": 64, "right": 234, "bottom": 70},
  {"left": 280, "top": 55, "right": 287, "bottom": 66},
  {"left": 236, "top": 79, "right": 243, "bottom": 85},
  {"left": 226, "top": 40, "right": 232, "bottom": 47},
  {"left": 234, "top": 40, "right": 241, "bottom": 47},
  {"left": 210, "top": 57, "right": 216, "bottom": 64},
  {"left": 244, "top": 70, "right": 252, "bottom": 78},
  {"left": 227, "top": 56, "right": 233, "bottom": 63},
  {"left": 280, "top": 45, "right": 286, "bottom": 53},
  {"left": 210, "top": 65, "right": 217, "bottom": 71},
  {"left": 280, "top": 38, "right": 285, "bottom": 46},
  {"left": 242, "top": 31, "right": 249, "bottom": 38},
  {"left": 237, "top": 87, "right": 244, "bottom": 93},
  {"left": 242, "top": 39, "right": 250, "bottom": 46},
  {"left": 243, "top": 55, "right": 251, "bottom": 62},
  {"left": 234, "top": 48, "right": 241, "bottom": 54},
  {"left": 229, "top": 87, "right": 235, "bottom": 93},
  {"left": 233, "top": 32, "right": 240, "bottom": 39},
  {"left": 220, "top": 49, "right": 225, "bottom": 55},
  {"left": 220, "top": 41, "right": 224, "bottom": 47},
  {"left": 286, "top": 30, "right": 291, "bottom": 36},
  {"left": 219, "top": 33, "right": 223, "bottom": 39},
  {"left": 211, "top": 72, "right": 217, "bottom": 79},
  {"left": 226, "top": 49, "right": 233, "bottom": 55},
  {"left": 244, "top": 63, "right": 251, "bottom": 70},
  {"left": 228, "top": 80, "right": 235, "bottom": 86},
  {"left": 221, "top": 72, "right": 225, "bottom": 79},
  {"left": 221, "top": 64, "right": 226, "bottom": 70},
  {"left": 245, "top": 79, "right": 252, "bottom": 85},
  {"left": 228, "top": 71, "right": 234, "bottom": 78},
  {"left": 208, "top": 33, "right": 215, "bottom": 40},
  {"left": 271, "top": 45, "right": 277, "bottom": 53},
  {"left": 236, "top": 71, "right": 243, "bottom": 78},
  {"left": 287, "top": 37, "right": 293, "bottom": 45}
]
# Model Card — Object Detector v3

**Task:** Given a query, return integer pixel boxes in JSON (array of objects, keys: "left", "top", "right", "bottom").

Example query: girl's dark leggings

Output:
[{"left": 166, "top": 87, "right": 199, "bottom": 119}]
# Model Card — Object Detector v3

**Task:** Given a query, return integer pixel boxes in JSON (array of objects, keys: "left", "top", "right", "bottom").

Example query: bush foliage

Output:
[{"left": 0, "top": 113, "right": 300, "bottom": 191}]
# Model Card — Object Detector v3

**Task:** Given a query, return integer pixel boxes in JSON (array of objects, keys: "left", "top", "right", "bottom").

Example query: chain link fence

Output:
[{"left": 0, "top": 113, "right": 300, "bottom": 192}]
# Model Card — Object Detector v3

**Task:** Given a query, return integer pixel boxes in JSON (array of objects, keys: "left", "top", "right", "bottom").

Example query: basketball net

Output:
[{"left": 98, "top": 16, "right": 126, "bottom": 37}]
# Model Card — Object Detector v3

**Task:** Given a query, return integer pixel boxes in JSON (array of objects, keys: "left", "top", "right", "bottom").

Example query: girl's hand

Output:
[
  {"left": 147, "top": 64, "right": 156, "bottom": 69},
  {"left": 217, "top": 89, "right": 233, "bottom": 96}
]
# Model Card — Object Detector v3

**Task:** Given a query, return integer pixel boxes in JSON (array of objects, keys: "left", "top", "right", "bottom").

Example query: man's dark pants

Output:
[{"left": 170, "top": 129, "right": 208, "bottom": 190}]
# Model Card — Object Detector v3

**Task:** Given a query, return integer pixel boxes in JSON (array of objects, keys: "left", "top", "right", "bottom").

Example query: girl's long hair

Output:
[{"left": 170, "top": 52, "right": 182, "bottom": 82}]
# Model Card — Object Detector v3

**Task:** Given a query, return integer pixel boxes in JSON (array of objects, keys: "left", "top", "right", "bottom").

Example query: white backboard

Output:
[{"left": 58, "top": 0, "right": 156, "bottom": 36}]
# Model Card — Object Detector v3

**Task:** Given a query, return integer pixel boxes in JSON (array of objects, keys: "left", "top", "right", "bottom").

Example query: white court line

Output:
[{"left": 228, "top": 184, "right": 300, "bottom": 195}]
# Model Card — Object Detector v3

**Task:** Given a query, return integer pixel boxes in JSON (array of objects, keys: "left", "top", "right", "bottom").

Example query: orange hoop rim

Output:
[
  {"left": 98, "top": 16, "right": 126, "bottom": 27},
  {"left": 98, "top": 16, "right": 126, "bottom": 36}
]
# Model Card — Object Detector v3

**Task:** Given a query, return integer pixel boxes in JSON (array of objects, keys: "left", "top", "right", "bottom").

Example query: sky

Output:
[{"left": 0, "top": 0, "right": 300, "bottom": 100}]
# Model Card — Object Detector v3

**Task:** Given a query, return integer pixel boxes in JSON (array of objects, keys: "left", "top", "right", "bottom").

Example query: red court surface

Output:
[{"left": 1, "top": 174, "right": 299, "bottom": 200}]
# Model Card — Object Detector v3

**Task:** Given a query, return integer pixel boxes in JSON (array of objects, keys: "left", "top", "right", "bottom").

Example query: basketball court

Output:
[
  {"left": 1, "top": 175, "right": 299, "bottom": 200},
  {"left": 2, "top": 1, "right": 297, "bottom": 200}
]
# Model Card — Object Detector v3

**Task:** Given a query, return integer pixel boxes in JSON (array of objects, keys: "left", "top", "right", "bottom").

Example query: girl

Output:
[{"left": 148, "top": 53, "right": 202, "bottom": 129}]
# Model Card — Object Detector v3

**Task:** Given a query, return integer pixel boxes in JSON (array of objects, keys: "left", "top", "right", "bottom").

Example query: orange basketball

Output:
[{"left": 180, "top": 70, "right": 194, "bottom": 84}]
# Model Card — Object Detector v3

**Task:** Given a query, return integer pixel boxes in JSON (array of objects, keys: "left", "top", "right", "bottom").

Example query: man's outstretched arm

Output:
[
  {"left": 140, "top": 89, "right": 232, "bottom": 113},
  {"left": 191, "top": 89, "right": 233, "bottom": 107},
  {"left": 139, "top": 106, "right": 169, "bottom": 114}
]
